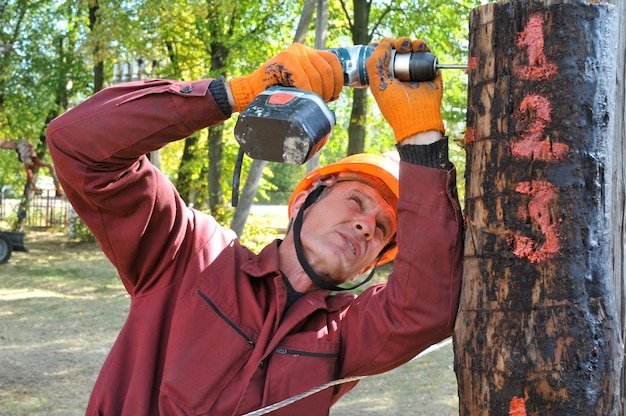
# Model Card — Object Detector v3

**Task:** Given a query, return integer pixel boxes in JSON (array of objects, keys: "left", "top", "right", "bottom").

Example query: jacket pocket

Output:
[
  {"left": 160, "top": 286, "right": 257, "bottom": 415},
  {"left": 263, "top": 333, "right": 340, "bottom": 415}
]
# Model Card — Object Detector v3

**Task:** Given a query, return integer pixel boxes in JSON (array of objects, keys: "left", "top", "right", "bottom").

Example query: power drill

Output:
[{"left": 233, "top": 45, "right": 462, "bottom": 165}]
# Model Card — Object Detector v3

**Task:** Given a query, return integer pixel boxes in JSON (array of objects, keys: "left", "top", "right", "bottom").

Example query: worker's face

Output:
[{"left": 292, "top": 181, "right": 397, "bottom": 284}]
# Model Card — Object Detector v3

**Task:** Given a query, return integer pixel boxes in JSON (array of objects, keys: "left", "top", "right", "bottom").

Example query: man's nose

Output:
[{"left": 353, "top": 215, "right": 375, "bottom": 240}]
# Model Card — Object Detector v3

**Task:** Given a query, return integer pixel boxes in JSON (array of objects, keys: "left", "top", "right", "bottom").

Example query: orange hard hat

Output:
[{"left": 288, "top": 152, "right": 400, "bottom": 266}]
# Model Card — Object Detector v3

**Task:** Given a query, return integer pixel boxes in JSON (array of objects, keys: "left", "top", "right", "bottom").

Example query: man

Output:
[{"left": 47, "top": 37, "right": 463, "bottom": 415}]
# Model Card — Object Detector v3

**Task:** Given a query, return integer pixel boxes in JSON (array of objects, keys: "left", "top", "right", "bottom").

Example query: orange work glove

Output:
[
  {"left": 229, "top": 43, "right": 344, "bottom": 113},
  {"left": 366, "top": 37, "right": 445, "bottom": 142}
]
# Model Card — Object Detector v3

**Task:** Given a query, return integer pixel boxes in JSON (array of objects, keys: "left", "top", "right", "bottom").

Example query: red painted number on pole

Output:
[
  {"left": 515, "top": 14, "right": 558, "bottom": 81},
  {"left": 511, "top": 94, "right": 569, "bottom": 161},
  {"left": 507, "top": 13, "right": 569, "bottom": 264},
  {"left": 509, "top": 181, "right": 560, "bottom": 263}
]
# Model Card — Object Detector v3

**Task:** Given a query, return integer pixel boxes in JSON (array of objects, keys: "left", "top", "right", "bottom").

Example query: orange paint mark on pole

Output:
[
  {"left": 511, "top": 94, "right": 569, "bottom": 161},
  {"left": 465, "top": 127, "right": 476, "bottom": 144},
  {"left": 509, "top": 396, "right": 527, "bottom": 416},
  {"left": 515, "top": 14, "right": 558, "bottom": 81},
  {"left": 467, "top": 56, "right": 478, "bottom": 71},
  {"left": 509, "top": 180, "right": 560, "bottom": 263}
]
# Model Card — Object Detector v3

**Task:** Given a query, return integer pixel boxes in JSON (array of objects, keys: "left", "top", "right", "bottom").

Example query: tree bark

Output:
[
  {"left": 605, "top": 0, "right": 626, "bottom": 413},
  {"left": 455, "top": 1, "right": 621, "bottom": 415},
  {"left": 346, "top": 88, "right": 368, "bottom": 155},
  {"left": 88, "top": 1, "right": 104, "bottom": 93},
  {"left": 306, "top": 0, "right": 329, "bottom": 173},
  {"left": 230, "top": 158, "right": 265, "bottom": 236},
  {"left": 294, "top": 0, "right": 316, "bottom": 43},
  {"left": 206, "top": 36, "right": 230, "bottom": 214},
  {"left": 175, "top": 134, "right": 198, "bottom": 205},
  {"left": 208, "top": 123, "right": 223, "bottom": 211},
  {"left": 346, "top": 0, "right": 372, "bottom": 156}
]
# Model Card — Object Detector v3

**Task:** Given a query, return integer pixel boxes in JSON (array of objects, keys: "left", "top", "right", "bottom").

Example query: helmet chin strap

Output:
[{"left": 292, "top": 185, "right": 383, "bottom": 292}]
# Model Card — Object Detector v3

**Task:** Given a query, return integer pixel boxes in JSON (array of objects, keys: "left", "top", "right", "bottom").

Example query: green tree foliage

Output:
[
  {"left": 0, "top": 1, "right": 90, "bottom": 200},
  {"left": 262, "top": 0, "right": 484, "bottom": 207},
  {"left": 1, "top": 0, "right": 486, "bottom": 228}
]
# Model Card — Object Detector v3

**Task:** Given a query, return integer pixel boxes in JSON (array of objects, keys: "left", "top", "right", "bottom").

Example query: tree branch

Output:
[{"left": 339, "top": 0, "right": 354, "bottom": 32}]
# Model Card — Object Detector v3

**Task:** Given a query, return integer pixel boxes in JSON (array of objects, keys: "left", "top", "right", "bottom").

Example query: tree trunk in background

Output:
[
  {"left": 306, "top": 0, "right": 329, "bottom": 174},
  {"left": 175, "top": 134, "right": 198, "bottom": 205},
  {"left": 206, "top": 35, "right": 230, "bottom": 214},
  {"left": 230, "top": 0, "right": 317, "bottom": 236},
  {"left": 89, "top": 1, "right": 104, "bottom": 93},
  {"left": 294, "top": 0, "right": 316, "bottom": 39},
  {"left": 454, "top": 1, "right": 622, "bottom": 415},
  {"left": 208, "top": 123, "right": 223, "bottom": 211},
  {"left": 230, "top": 158, "right": 265, "bottom": 236},
  {"left": 346, "top": 0, "right": 371, "bottom": 156},
  {"left": 17, "top": 34, "right": 69, "bottom": 230}
]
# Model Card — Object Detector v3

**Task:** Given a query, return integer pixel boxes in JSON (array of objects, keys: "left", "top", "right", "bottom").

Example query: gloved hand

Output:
[
  {"left": 229, "top": 43, "right": 344, "bottom": 113},
  {"left": 366, "top": 37, "right": 445, "bottom": 142}
]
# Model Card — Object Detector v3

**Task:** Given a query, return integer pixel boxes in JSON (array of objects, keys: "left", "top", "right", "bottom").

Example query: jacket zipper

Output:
[
  {"left": 274, "top": 348, "right": 338, "bottom": 359},
  {"left": 196, "top": 289, "right": 255, "bottom": 349}
]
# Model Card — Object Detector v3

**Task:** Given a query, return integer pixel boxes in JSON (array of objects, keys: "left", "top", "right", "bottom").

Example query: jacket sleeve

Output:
[
  {"left": 336, "top": 160, "right": 463, "bottom": 378},
  {"left": 46, "top": 79, "right": 230, "bottom": 295}
]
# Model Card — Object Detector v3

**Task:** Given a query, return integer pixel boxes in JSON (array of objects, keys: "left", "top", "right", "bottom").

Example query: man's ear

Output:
[{"left": 289, "top": 190, "right": 309, "bottom": 219}]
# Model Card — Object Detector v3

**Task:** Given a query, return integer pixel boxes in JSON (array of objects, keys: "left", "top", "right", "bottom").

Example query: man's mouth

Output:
[
  {"left": 340, "top": 233, "right": 358, "bottom": 256},
  {"left": 346, "top": 239, "right": 356, "bottom": 255}
]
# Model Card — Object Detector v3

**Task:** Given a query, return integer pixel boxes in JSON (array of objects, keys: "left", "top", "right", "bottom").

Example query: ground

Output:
[{"left": 0, "top": 231, "right": 459, "bottom": 416}]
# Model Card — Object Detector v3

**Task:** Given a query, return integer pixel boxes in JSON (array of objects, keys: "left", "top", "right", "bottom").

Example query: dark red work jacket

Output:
[{"left": 47, "top": 78, "right": 463, "bottom": 416}]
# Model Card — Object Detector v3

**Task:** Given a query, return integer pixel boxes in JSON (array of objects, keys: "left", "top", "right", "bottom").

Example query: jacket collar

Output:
[
  {"left": 240, "top": 239, "right": 355, "bottom": 314},
  {"left": 240, "top": 239, "right": 283, "bottom": 278}
]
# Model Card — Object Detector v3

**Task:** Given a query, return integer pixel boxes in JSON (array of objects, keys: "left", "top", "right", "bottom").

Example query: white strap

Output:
[{"left": 242, "top": 375, "right": 366, "bottom": 416}]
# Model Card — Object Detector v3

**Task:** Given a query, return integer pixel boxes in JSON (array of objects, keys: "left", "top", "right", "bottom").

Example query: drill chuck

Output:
[{"left": 329, "top": 45, "right": 443, "bottom": 87}]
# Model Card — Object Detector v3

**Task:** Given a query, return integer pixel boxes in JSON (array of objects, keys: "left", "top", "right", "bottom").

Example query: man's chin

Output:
[
  {"left": 315, "top": 267, "right": 360, "bottom": 288},
  {"left": 309, "top": 266, "right": 346, "bottom": 287}
]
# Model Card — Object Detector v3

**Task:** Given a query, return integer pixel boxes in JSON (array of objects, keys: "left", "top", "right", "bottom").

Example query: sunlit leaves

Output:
[{"left": 1, "top": 0, "right": 484, "bottom": 214}]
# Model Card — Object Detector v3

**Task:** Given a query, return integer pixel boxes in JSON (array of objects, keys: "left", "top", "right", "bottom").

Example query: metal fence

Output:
[
  {"left": 27, "top": 190, "right": 69, "bottom": 229},
  {"left": 0, "top": 190, "right": 70, "bottom": 229}
]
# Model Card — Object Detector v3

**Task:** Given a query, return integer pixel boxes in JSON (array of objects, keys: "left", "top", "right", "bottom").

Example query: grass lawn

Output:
[{"left": 0, "top": 222, "right": 460, "bottom": 415}]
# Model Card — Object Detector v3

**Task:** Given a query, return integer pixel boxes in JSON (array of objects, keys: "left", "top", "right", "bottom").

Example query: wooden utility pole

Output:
[
  {"left": 454, "top": 1, "right": 623, "bottom": 414},
  {"left": 607, "top": 0, "right": 626, "bottom": 412}
]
